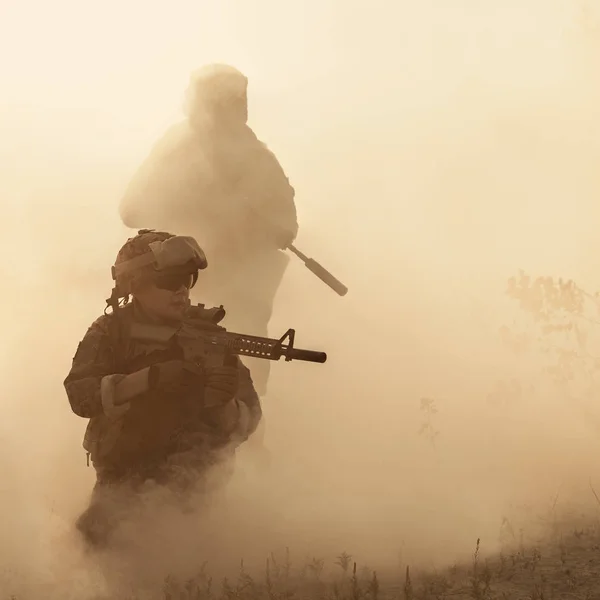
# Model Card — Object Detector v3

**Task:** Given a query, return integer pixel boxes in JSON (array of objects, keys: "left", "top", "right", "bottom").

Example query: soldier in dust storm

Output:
[
  {"left": 118, "top": 64, "right": 299, "bottom": 407},
  {"left": 64, "top": 229, "right": 262, "bottom": 547}
]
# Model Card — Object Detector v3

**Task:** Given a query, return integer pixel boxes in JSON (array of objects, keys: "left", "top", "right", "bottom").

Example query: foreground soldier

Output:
[
  {"left": 118, "top": 63, "right": 298, "bottom": 399},
  {"left": 64, "top": 229, "right": 262, "bottom": 547}
]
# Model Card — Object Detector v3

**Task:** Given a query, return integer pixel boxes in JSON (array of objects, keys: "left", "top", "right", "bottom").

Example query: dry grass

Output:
[
  {"left": 154, "top": 527, "right": 600, "bottom": 600},
  {"left": 9, "top": 521, "right": 599, "bottom": 600}
]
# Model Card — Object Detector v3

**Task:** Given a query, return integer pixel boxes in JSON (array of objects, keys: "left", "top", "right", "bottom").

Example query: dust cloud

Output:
[{"left": 2, "top": 0, "right": 600, "bottom": 596}]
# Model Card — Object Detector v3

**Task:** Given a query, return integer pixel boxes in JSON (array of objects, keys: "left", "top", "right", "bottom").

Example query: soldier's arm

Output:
[
  {"left": 254, "top": 142, "right": 299, "bottom": 244},
  {"left": 64, "top": 317, "right": 117, "bottom": 418},
  {"left": 63, "top": 316, "right": 150, "bottom": 420},
  {"left": 203, "top": 358, "right": 262, "bottom": 442},
  {"left": 234, "top": 358, "right": 263, "bottom": 440}
]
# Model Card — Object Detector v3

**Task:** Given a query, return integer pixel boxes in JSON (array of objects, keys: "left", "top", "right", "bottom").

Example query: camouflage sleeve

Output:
[
  {"left": 63, "top": 316, "right": 116, "bottom": 419},
  {"left": 234, "top": 358, "right": 263, "bottom": 440},
  {"left": 253, "top": 142, "right": 299, "bottom": 242}
]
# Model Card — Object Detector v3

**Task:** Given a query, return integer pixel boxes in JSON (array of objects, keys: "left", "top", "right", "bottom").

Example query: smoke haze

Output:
[{"left": 2, "top": 0, "right": 600, "bottom": 596}]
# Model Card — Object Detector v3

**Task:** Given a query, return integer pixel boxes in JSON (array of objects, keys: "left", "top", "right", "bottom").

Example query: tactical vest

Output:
[{"left": 83, "top": 303, "right": 228, "bottom": 475}]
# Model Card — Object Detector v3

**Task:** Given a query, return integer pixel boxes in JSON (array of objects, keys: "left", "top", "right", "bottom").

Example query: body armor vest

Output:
[{"left": 83, "top": 302, "right": 229, "bottom": 478}]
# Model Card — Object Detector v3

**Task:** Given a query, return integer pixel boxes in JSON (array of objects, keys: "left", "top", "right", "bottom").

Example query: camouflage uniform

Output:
[
  {"left": 64, "top": 230, "right": 262, "bottom": 546},
  {"left": 118, "top": 64, "right": 298, "bottom": 398}
]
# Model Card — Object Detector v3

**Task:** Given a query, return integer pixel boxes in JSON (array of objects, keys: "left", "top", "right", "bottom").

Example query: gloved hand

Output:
[
  {"left": 203, "top": 365, "right": 239, "bottom": 408},
  {"left": 243, "top": 206, "right": 296, "bottom": 250},
  {"left": 274, "top": 227, "right": 296, "bottom": 250},
  {"left": 147, "top": 360, "right": 202, "bottom": 394}
]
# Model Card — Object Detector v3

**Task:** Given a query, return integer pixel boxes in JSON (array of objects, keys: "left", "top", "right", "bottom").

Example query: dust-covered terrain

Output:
[{"left": 3, "top": 0, "right": 600, "bottom": 598}]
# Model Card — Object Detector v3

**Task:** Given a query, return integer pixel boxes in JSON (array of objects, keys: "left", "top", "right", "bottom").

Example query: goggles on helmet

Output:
[{"left": 112, "top": 236, "right": 207, "bottom": 284}]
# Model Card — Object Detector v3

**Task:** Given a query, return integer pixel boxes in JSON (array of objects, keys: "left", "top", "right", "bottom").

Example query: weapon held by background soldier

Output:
[
  {"left": 242, "top": 205, "right": 348, "bottom": 297},
  {"left": 286, "top": 243, "right": 348, "bottom": 297}
]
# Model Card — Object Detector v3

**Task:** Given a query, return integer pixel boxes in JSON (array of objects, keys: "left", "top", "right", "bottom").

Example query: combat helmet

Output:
[
  {"left": 184, "top": 63, "right": 248, "bottom": 124},
  {"left": 108, "top": 229, "right": 207, "bottom": 305}
]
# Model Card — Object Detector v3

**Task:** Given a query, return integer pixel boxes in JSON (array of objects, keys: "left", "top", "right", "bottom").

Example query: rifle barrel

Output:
[{"left": 287, "top": 244, "right": 348, "bottom": 296}]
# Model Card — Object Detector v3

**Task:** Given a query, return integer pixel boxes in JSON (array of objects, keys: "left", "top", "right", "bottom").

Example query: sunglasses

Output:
[{"left": 152, "top": 271, "right": 198, "bottom": 292}]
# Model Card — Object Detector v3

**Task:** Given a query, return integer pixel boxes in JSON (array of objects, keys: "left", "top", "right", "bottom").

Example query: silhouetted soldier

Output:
[{"left": 119, "top": 64, "right": 298, "bottom": 411}]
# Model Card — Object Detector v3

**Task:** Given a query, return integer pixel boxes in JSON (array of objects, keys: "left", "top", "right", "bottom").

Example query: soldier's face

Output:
[
  {"left": 133, "top": 272, "right": 195, "bottom": 323},
  {"left": 229, "top": 88, "right": 248, "bottom": 124},
  {"left": 195, "top": 86, "right": 248, "bottom": 125}
]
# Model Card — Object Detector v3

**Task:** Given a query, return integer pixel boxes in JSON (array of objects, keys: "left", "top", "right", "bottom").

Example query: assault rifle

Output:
[
  {"left": 286, "top": 244, "right": 348, "bottom": 297},
  {"left": 128, "top": 303, "right": 327, "bottom": 371},
  {"left": 243, "top": 205, "right": 349, "bottom": 296}
]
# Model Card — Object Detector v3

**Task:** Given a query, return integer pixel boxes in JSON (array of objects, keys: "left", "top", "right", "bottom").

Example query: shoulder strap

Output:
[{"left": 104, "top": 291, "right": 131, "bottom": 372}]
